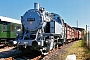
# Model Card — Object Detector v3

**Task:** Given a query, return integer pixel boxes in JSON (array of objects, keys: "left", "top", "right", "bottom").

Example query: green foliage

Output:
[{"left": 85, "top": 49, "right": 90, "bottom": 54}]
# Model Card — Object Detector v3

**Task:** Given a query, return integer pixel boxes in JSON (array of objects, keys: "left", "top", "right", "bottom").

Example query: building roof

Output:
[{"left": 0, "top": 16, "right": 21, "bottom": 24}]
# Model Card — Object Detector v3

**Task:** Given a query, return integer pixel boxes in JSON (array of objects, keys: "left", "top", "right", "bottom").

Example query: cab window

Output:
[{"left": 57, "top": 17, "right": 62, "bottom": 24}]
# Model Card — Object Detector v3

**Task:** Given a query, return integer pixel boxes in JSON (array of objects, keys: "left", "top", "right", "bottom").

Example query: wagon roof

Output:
[
  {"left": 0, "top": 16, "right": 21, "bottom": 24},
  {"left": 72, "top": 27, "right": 85, "bottom": 31}
]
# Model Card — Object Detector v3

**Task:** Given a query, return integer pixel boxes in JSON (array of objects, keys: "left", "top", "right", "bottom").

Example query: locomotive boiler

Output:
[{"left": 17, "top": 3, "right": 65, "bottom": 54}]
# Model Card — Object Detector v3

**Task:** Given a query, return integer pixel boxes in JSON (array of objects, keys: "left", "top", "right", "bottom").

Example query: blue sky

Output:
[{"left": 0, "top": 0, "right": 90, "bottom": 29}]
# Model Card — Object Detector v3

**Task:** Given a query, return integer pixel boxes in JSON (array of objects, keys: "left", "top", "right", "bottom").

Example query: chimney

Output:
[{"left": 34, "top": 3, "right": 40, "bottom": 10}]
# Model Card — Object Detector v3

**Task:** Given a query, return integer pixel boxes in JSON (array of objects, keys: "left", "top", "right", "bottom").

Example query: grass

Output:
[{"left": 59, "top": 40, "right": 90, "bottom": 60}]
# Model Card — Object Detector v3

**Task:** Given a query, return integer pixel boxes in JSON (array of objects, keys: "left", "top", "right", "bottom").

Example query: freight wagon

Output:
[
  {"left": 0, "top": 16, "right": 21, "bottom": 44},
  {"left": 72, "top": 27, "right": 85, "bottom": 40},
  {"left": 64, "top": 23, "right": 82, "bottom": 42}
]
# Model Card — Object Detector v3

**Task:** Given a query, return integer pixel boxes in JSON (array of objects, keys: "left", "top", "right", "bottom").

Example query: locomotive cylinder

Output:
[{"left": 34, "top": 3, "right": 40, "bottom": 10}]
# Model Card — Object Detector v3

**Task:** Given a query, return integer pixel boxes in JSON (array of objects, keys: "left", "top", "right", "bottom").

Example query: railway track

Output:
[
  {"left": 0, "top": 44, "right": 15, "bottom": 52},
  {"left": 0, "top": 41, "right": 74, "bottom": 60},
  {"left": 0, "top": 44, "right": 7, "bottom": 49},
  {"left": 7, "top": 45, "right": 63, "bottom": 60},
  {"left": 10, "top": 49, "right": 57, "bottom": 60},
  {"left": 12, "top": 50, "right": 42, "bottom": 60}
]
